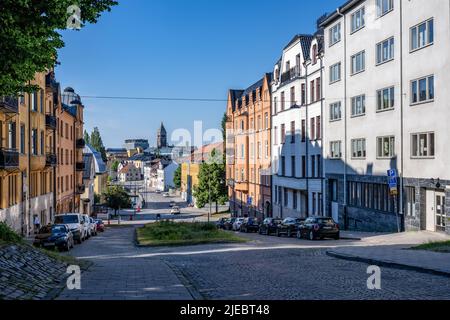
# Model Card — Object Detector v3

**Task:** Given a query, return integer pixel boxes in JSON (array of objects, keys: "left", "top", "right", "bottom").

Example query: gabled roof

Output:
[
  {"left": 83, "top": 144, "right": 107, "bottom": 174},
  {"left": 119, "top": 163, "right": 138, "bottom": 174},
  {"left": 283, "top": 34, "right": 314, "bottom": 60},
  {"left": 82, "top": 154, "right": 94, "bottom": 180}
]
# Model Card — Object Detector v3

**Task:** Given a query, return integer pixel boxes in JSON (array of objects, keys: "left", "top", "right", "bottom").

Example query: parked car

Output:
[
  {"left": 170, "top": 206, "right": 181, "bottom": 214},
  {"left": 298, "top": 217, "right": 340, "bottom": 240},
  {"left": 240, "top": 217, "right": 260, "bottom": 233},
  {"left": 223, "top": 218, "right": 236, "bottom": 230},
  {"left": 89, "top": 217, "right": 98, "bottom": 236},
  {"left": 95, "top": 219, "right": 105, "bottom": 232},
  {"left": 215, "top": 218, "right": 229, "bottom": 229},
  {"left": 54, "top": 214, "right": 85, "bottom": 244},
  {"left": 276, "top": 217, "right": 305, "bottom": 237},
  {"left": 232, "top": 218, "right": 245, "bottom": 231},
  {"left": 258, "top": 218, "right": 282, "bottom": 235},
  {"left": 82, "top": 215, "right": 92, "bottom": 238},
  {"left": 169, "top": 200, "right": 176, "bottom": 207},
  {"left": 33, "top": 224, "right": 74, "bottom": 251},
  {"left": 163, "top": 193, "right": 170, "bottom": 198}
]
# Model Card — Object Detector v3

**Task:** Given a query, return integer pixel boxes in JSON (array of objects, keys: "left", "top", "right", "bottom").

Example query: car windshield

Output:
[
  {"left": 54, "top": 215, "right": 78, "bottom": 224},
  {"left": 318, "top": 218, "right": 335, "bottom": 225},
  {"left": 52, "top": 225, "right": 66, "bottom": 234},
  {"left": 96, "top": 220, "right": 103, "bottom": 224}
]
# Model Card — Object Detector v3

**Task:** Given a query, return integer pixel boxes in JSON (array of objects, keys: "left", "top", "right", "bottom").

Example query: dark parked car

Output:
[
  {"left": 223, "top": 217, "right": 237, "bottom": 230},
  {"left": 276, "top": 217, "right": 305, "bottom": 237},
  {"left": 33, "top": 224, "right": 74, "bottom": 251},
  {"left": 215, "top": 218, "right": 229, "bottom": 229},
  {"left": 298, "top": 217, "right": 340, "bottom": 240},
  {"left": 258, "top": 218, "right": 282, "bottom": 235},
  {"left": 95, "top": 219, "right": 105, "bottom": 232},
  {"left": 240, "top": 217, "right": 260, "bottom": 233}
]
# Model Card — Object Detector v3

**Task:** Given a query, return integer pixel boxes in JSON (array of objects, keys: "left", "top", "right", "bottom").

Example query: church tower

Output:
[{"left": 157, "top": 122, "right": 167, "bottom": 149}]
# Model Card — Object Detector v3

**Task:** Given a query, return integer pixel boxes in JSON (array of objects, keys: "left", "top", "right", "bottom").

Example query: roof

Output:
[
  {"left": 319, "top": 0, "right": 364, "bottom": 27},
  {"left": 128, "top": 153, "right": 153, "bottom": 161},
  {"left": 83, "top": 144, "right": 107, "bottom": 174},
  {"left": 284, "top": 34, "right": 314, "bottom": 60},
  {"left": 119, "top": 163, "right": 138, "bottom": 174},
  {"left": 82, "top": 154, "right": 94, "bottom": 180},
  {"left": 106, "top": 148, "right": 127, "bottom": 153}
]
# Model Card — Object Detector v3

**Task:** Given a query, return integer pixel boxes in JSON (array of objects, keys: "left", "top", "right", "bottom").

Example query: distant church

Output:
[{"left": 157, "top": 122, "right": 167, "bottom": 149}]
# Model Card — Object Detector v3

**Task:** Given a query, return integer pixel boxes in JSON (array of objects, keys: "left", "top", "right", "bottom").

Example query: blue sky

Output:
[{"left": 56, "top": 0, "right": 342, "bottom": 148}]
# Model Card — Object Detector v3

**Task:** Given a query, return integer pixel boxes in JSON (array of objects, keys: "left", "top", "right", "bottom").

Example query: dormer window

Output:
[{"left": 312, "top": 44, "right": 318, "bottom": 65}]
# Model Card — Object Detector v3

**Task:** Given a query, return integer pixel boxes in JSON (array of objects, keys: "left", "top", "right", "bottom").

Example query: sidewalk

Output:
[{"left": 328, "top": 231, "right": 450, "bottom": 277}]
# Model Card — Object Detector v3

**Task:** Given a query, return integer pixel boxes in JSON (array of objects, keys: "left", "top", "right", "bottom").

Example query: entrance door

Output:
[{"left": 426, "top": 190, "right": 446, "bottom": 232}]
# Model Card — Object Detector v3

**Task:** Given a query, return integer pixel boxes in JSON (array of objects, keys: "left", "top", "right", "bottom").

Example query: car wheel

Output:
[
  {"left": 309, "top": 231, "right": 315, "bottom": 241},
  {"left": 296, "top": 230, "right": 302, "bottom": 239}
]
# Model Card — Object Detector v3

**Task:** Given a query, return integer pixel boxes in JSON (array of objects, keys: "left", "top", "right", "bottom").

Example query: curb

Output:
[
  {"left": 163, "top": 260, "right": 205, "bottom": 300},
  {"left": 326, "top": 250, "right": 450, "bottom": 278}
]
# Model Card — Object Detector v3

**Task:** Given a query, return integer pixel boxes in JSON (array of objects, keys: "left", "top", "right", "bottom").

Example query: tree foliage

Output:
[
  {"left": 89, "top": 127, "right": 107, "bottom": 162},
  {"left": 221, "top": 112, "right": 227, "bottom": 142},
  {"left": 0, "top": 0, "right": 117, "bottom": 96},
  {"left": 173, "top": 166, "right": 181, "bottom": 189},
  {"left": 103, "top": 185, "right": 131, "bottom": 214},
  {"left": 193, "top": 149, "right": 227, "bottom": 210},
  {"left": 84, "top": 130, "right": 90, "bottom": 145},
  {"left": 111, "top": 160, "right": 120, "bottom": 172}
]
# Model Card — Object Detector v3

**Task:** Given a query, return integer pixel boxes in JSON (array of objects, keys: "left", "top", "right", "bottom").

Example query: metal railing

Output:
[
  {"left": 0, "top": 96, "right": 19, "bottom": 114},
  {"left": 45, "top": 114, "right": 57, "bottom": 129},
  {"left": 0, "top": 148, "right": 19, "bottom": 169},
  {"left": 76, "top": 138, "right": 86, "bottom": 149},
  {"left": 45, "top": 153, "right": 57, "bottom": 167},
  {"left": 280, "top": 66, "right": 301, "bottom": 85}
]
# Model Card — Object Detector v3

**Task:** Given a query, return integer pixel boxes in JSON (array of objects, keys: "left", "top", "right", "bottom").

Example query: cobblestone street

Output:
[{"left": 57, "top": 225, "right": 450, "bottom": 300}]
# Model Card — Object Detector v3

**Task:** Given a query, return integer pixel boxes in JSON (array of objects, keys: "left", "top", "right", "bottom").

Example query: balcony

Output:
[
  {"left": 280, "top": 66, "right": 301, "bottom": 85},
  {"left": 45, "top": 153, "right": 57, "bottom": 167},
  {"left": 75, "top": 184, "right": 86, "bottom": 195},
  {"left": 45, "top": 114, "right": 57, "bottom": 130},
  {"left": 76, "top": 138, "right": 86, "bottom": 149},
  {"left": 0, "top": 148, "right": 19, "bottom": 170},
  {"left": 76, "top": 162, "right": 86, "bottom": 171},
  {"left": 0, "top": 96, "right": 19, "bottom": 114},
  {"left": 45, "top": 73, "right": 58, "bottom": 92},
  {"left": 235, "top": 181, "right": 249, "bottom": 192}
]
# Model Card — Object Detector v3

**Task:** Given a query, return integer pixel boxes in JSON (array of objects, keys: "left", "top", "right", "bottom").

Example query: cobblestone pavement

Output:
[{"left": 57, "top": 226, "right": 450, "bottom": 300}]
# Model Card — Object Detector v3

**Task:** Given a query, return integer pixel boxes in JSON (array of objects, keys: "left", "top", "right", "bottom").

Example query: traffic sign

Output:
[
  {"left": 247, "top": 197, "right": 253, "bottom": 205},
  {"left": 387, "top": 169, "right": 398, "bottom": 196}
]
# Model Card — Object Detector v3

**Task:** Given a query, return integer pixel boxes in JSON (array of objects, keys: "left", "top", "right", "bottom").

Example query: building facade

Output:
[
  {"left": 124, "top": 139, "right": 149, "bottom": 151},
  {"left": 321, "top": 0, "right": 450, "bottom": 233},
  {"left": 226, "top": 74, "right": 272, "bottom": 219},
  {"left": 0, "top": 71, "right": 56, "bottom": 235}
]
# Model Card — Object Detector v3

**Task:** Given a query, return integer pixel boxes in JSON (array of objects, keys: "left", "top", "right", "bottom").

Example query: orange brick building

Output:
[{"left": 226, "top": 74, "right": 272, "bottom": 219}]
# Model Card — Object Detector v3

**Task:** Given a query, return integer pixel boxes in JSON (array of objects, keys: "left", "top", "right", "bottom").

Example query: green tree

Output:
[
  {"left": 173, "top": 166, "right": 181, "bottom": 189},
  {"left": 84, "top": 130, "right": 90, "bottom": 145},
  {"left": 193, "top": 149, "right": 227, "bottom": 212},
  {"left": 111, "top": 160, "right": 120, "bottom": 172},
  {"left": 103, "top": 185, "right": 131, "bottom": 215},
  {"left": 90, "top": 127, "right": 107, "bottom": 162},
  {"left": 0, "top": 0, "right": 117, "bottom": 96},
  {"left": 221, "top": 112, "right": 228, "bottom": 142}
]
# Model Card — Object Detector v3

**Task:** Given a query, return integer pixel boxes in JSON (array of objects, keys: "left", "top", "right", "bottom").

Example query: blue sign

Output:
[
  {"left": 387, "top": 169, "right": 398, "bottom": 195},
  {"left": 387, "top": 169, "right": 397, "bottom": 178},
  {"left": 247, "top": 197, "right": 253, "bottom": 205}
]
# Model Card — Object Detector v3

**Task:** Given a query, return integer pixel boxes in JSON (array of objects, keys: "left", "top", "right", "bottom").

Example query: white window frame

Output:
[
  {"left": 376, "top": 86, "right": 395, "bottom": 111},
  {"left": 376, "top": 0, "right": 394, "bottom": 17},
  {"left": 411, "top": 132, "right": 435, "bottom": 158},
  {"left": 376, "top": 136, "right": 395, "bottom": 159},
  {"left": 411, "top": 75, "right": 434, "bottom": 105},
  {"left": 330, "top": 141, "right": 342, "bottom": 159},
  {"left": 376, "top": 37, "right": 394, "bottom": 65},
  {"left": 351, "top": 7, "right": 365, "bottom": 34},
  {"left": 351, "top": 138, "right": 366, "bottom": 159},
  {"left": 329, "top": 62, "right": 341, "bottom": 84},
  {"left": 329, "top": 23, "right": 341, "bottom": 46},
  {"left": 330, "top": 102, "right": 342, "bottom": 121},
  {"left": 351, "top": 50, "right": 365, "bottom": 75},
  {"left": 410, "top": 18, "right": 434, "bottom": 52},
  {"left": 351, "top": 94, "right": 366, "bottom": 117}
]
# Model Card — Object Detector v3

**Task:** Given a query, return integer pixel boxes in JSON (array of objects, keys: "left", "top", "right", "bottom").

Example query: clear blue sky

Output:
[{"left": 56, "top": 0, "right": 342, "bottom": 148}]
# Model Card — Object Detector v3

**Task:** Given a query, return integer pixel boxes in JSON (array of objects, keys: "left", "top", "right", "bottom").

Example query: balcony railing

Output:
[
  {"left": 0, "top": 96, "right": 19, "bottom": 114},
  {"left": 280, "top": 66, "right": 301, "bottom": 85},
  {"left": 45, "top": 114, "right": 57, "bottom": 130},
  {"left": 76, "top": 138, "right": 86, "bottom": 149},
  {"left": 76, "top": 184, "right": 86, "bottom": 194},
  {"left": 76, "top": 162, "right": 86, "bottom": 171},
  {"left": 0, "top": 148, "right": 19, "bottom": 170},
  {"left": 45, "top": 153, "right": 57, "bottom": 167},
  {"left": 45, "top": 73, "right": 58, "bottom": 92}
]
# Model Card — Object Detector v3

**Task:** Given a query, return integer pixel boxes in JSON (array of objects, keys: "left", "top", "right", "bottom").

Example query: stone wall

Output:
[{"left": 0, "top": 244, "right": 68, "bottom": 300}]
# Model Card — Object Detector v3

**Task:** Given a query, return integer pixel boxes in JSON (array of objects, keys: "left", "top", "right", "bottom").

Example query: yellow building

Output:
[{"left": 0, "top": 72, "right": 56, "bottom": 235}]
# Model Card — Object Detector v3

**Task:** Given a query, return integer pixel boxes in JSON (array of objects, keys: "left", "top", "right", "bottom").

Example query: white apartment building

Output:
[
  {"left": 271, "top": 33, "right": 325, "bottom": 219},
  {"left": 321, "top": 0, "right": 450, "bottom": 233}
]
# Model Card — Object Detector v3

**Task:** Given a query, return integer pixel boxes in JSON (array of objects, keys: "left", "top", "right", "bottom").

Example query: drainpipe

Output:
[
  {"left": 320, "top": 53, "right": 325, "bottom": 216},
  {"left": 336, "top": 8, "right": 348, "bottom": 229},
  {"left": 399, "top": 0, "right": 405, "bottom": 232},
  {"left": 27, "top": 84, "right": 32, "bottom": 236},
  {"left": 304, "top": 63, "right": 309, "bottom": 217}
]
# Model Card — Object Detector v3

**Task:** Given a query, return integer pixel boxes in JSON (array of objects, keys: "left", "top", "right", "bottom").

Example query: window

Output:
[
  {"left": 310, "top": 80, "right": 315, "bottom": 103},
  {"left": 281, "top": 124, "right": 285, "bottom": 144},
  {"left": 40, "top": 90, "right": 44, "bottom": 113},
  {"left": 291, "top": 156, "right": 296, "bottom": 177},
  {"left": 376, "top": 37, "right": 394, "bottom": 64},
  {"left": 377, "top": 136, "right": 395, "bottom": 158},
  {"left": 330, "top": 102, "right": 342, "bottom": 121},
  {"left": 301, "top": 120, "right": 306, "bottom": 142},
  {"left": 330, "top": 63, "right": 341, "bottom": 83},
  {"left": 257, "top": 115, "right": 261, "bottom": 131},
  {"left": 290, "top": 121, "right": 295, "bottom": 143},
  {"left": 274, "top": 126, "right": 278, "bottom": 145},
  {"left": 281, "top": 92, "right": 285, "bottom": 111},
  {"left": 312, "top": 44, "right": 318, "bottom": 65},
  {"left": 351, "top": 7, "right": 365, "bottom": 33},
  {"left": 310, "top": 118, "right": 315, "bottom": 140},
  {"left": 281, "top": 156, "right": 286, "bottom": 176},
  {"left": 31, "top": 92, "right": 38, "bottom": 111},
  {"left": 40, "top": 131, "right": 44, "bottom": 155},
  {"left": 274, "top": 97, "right": 278, "bottom": 114},
  {"left": 329, "top": 23, "right": 341, "bottom": 46},
  {"left": 293, "top": 190, "right": 298, "bottom": 210},
  {"left": 301, "top": 84, "right": 306, "bottom": 105},
  {"left": 301, "top": 156, "right": 306, "bottom": 178},
  {"left": 240, "top": 144, "right": 245, "bottom": 159},
  {"left": 284, "top": 188, "right": 288, "bottom": 207},
  {"left": 257, "top": 142, "right": 262, "bottom": 159},
  {"left": 250, "top": 143, "right": 254, "bottom": 159},
  {"left": 316, "top": 116, "right": 321, "bottom": 140},
  {"left": 330, "top": 141, "right": 342, "bottom": 159},
  {"left": 351, "top": 138, "right": 366, "bottom": 158},
  {"left": 376, "top": 0, "right": 393, "bottom": 17},
  {"left": 406, "top": 187, "right": 416, "bottom": 217},
  {"left": 411, "top": 18, "right": 434, "bottom": 51},
  {"left": 31, "top": 129, "right": 38, "bottom": 155},
  {"left": 311, "top": 155, "right": 316, "bottom": 178},
  {"left": 377, "top": 86, "right": 395, "bottom": 111},
  {"left": 8, "top": 122, "right": 16, "bottom": 149},
  {"left": 348, "top": 181, "right": 397, "bottom": 213},
  {"left": 351, "top": 95, "right": 366, "bottom": 116},
  {"left": 411, "top": 132, "right": 435, "bottom": 158},
  {"left": 265, "top": 140, "right": 269, "bottom": 158},
  {"left": 411, "top": 75, "right": 434, "bottom": 104},
  {"left": 316, "top": 78, "right": 321, "bottom": 100},
  {"left": 351, "top": 51, "right": 365, "bottom": 75},
  {"left": 264, "top": 113, "right": 268, "bottom": 129},
  {"left": 290, "top": 86, "right": 296, "bottom": 106},
  {"left": 20, "top": 124, "right": 25, "bottom": 154}
]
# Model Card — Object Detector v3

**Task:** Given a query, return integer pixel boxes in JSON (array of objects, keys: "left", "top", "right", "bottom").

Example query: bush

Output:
[{"left": 0, "top": 222, "right": 23, "bottom": 243}]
